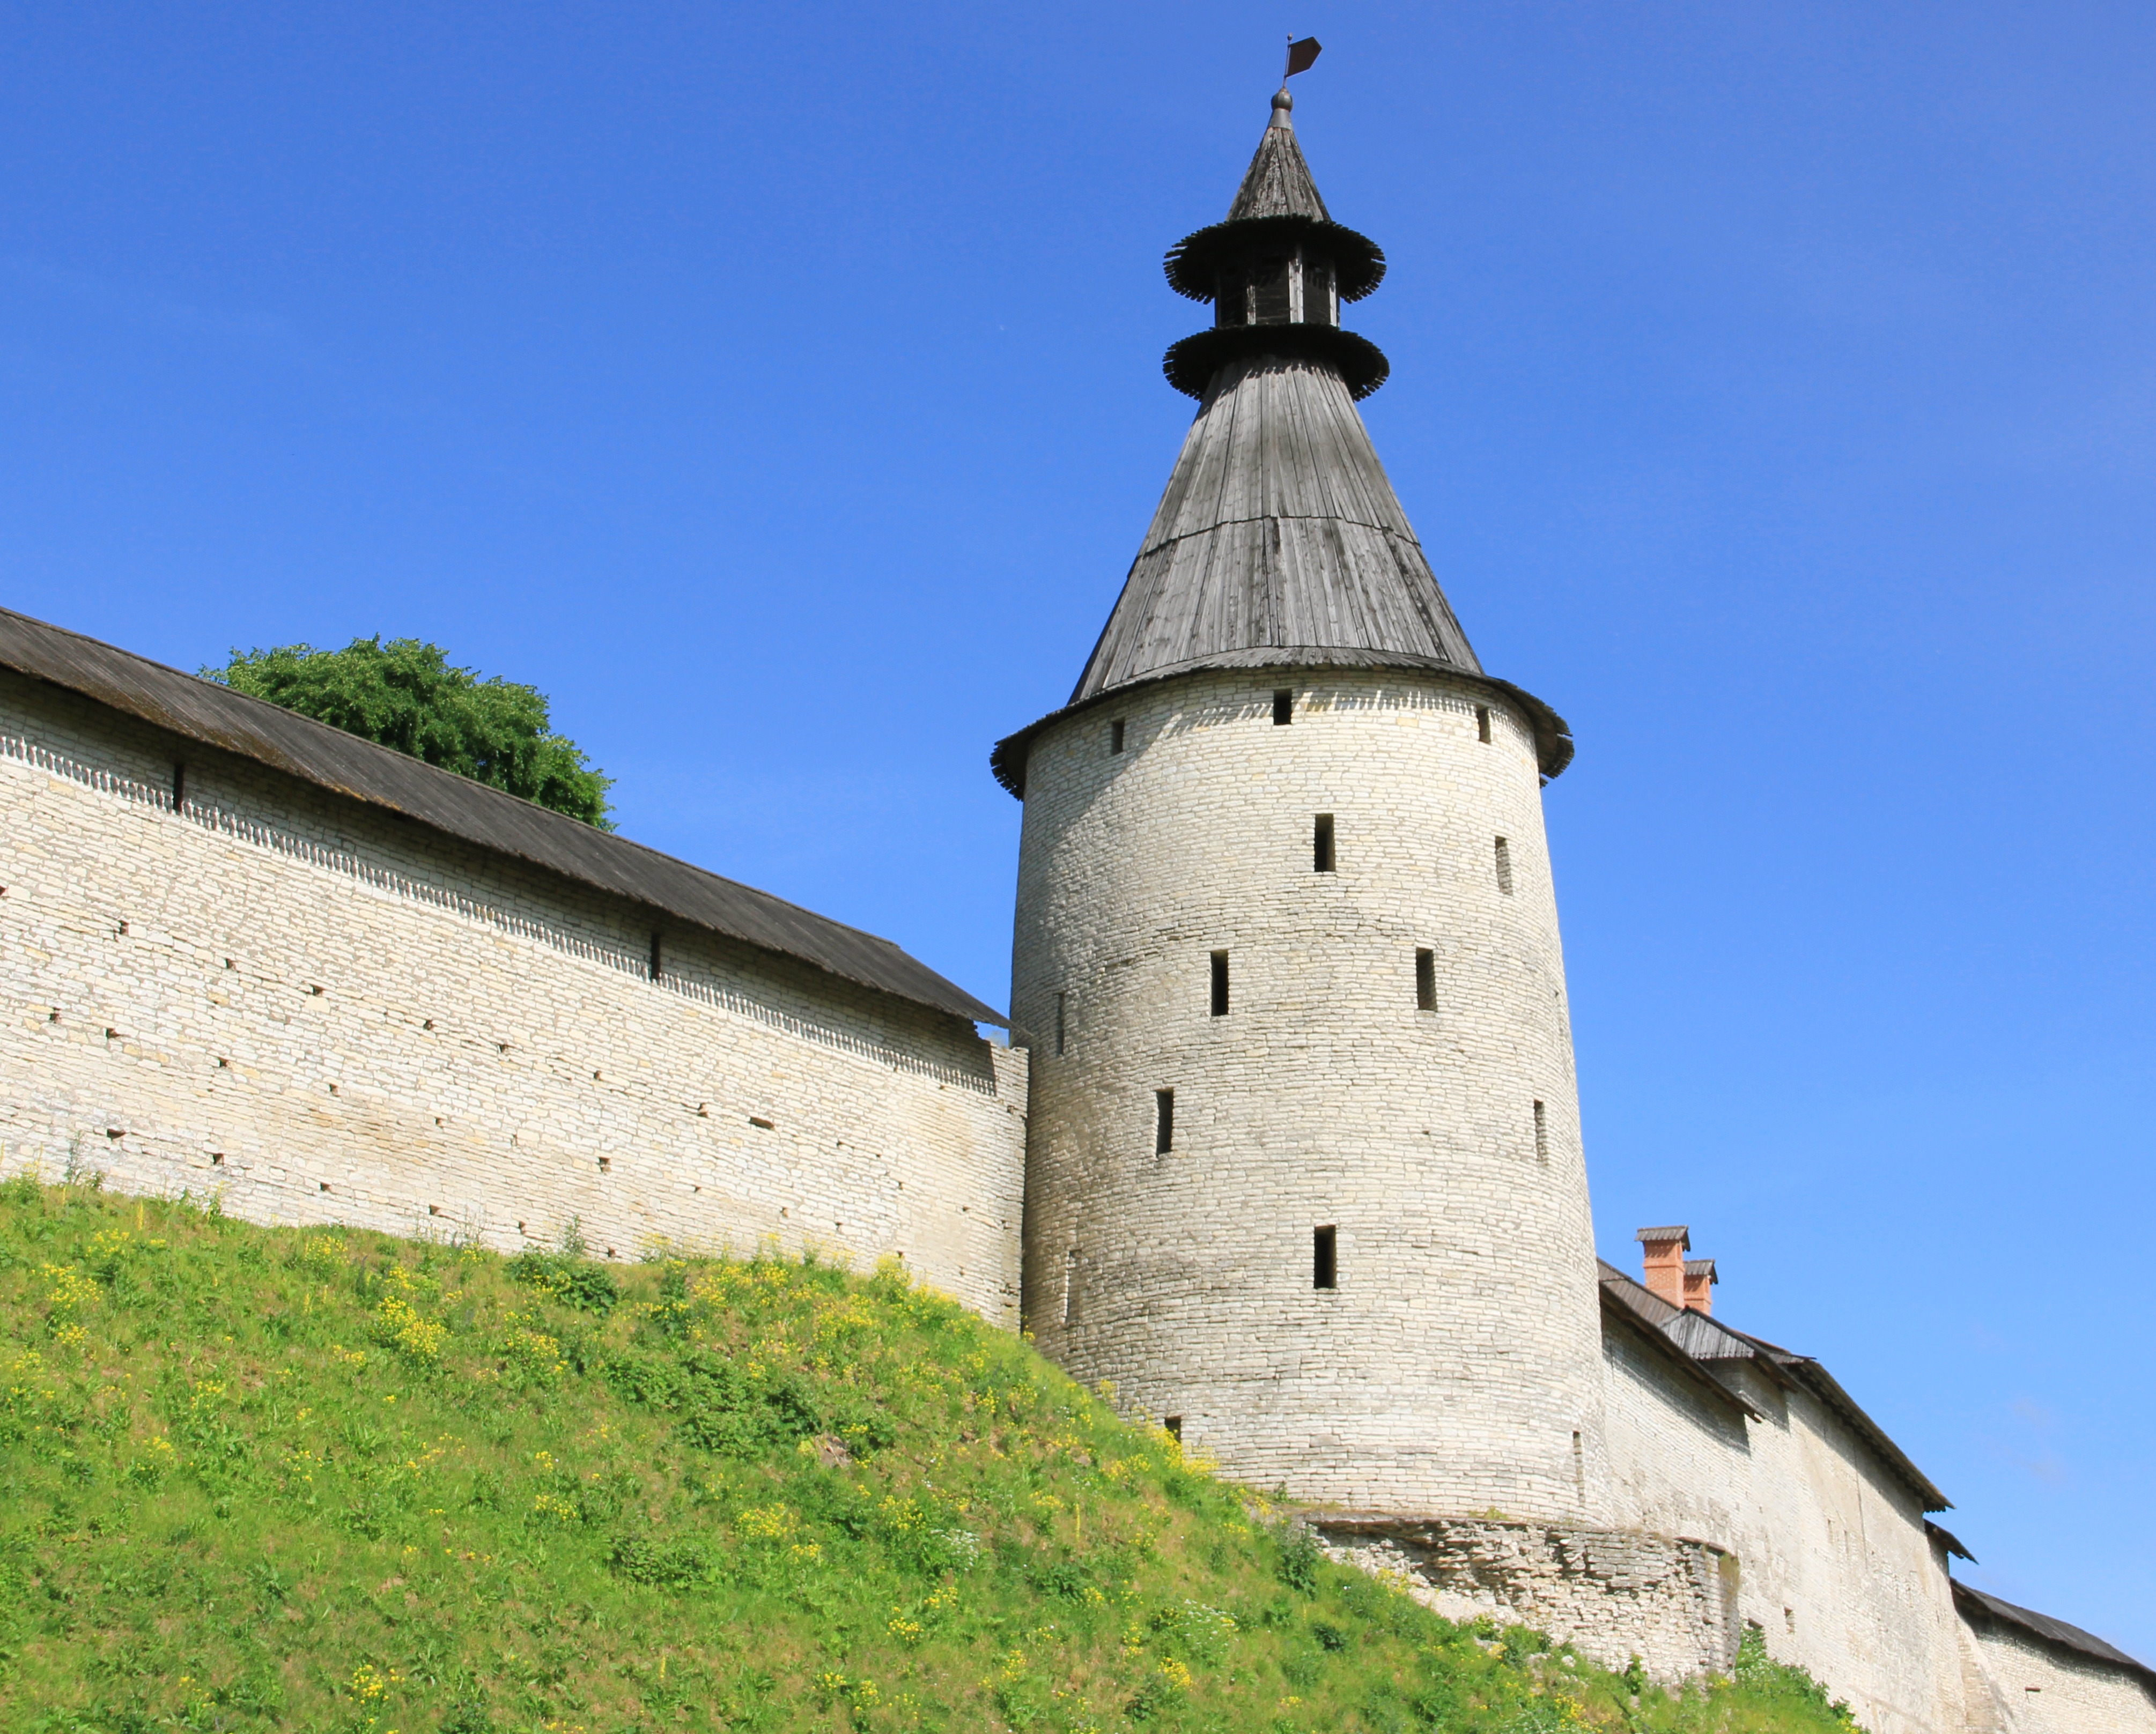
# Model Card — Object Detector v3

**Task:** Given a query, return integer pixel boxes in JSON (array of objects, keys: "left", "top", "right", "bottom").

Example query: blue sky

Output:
[{"left": 4, "top": 0, "right": 2151, "bottom": 1661}]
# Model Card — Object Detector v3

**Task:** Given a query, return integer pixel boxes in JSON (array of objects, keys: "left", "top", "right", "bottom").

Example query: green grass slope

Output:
[{"left": 0, "top": 1173, "right": 1862, "bottom": 1733}]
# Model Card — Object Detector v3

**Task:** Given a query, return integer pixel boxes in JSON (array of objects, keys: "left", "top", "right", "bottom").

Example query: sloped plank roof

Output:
[
  {"left": 1955, "top": 1583, "right": 2156, "bottom": 1685},
  {"left": 1595, "top": 1262, "right": 1761, "bottom": 1420},
  {"left": 1596, "top": 1260, "right": 1950, "bottom": 1511},
  {"left": 1069, "top": 352, "right": 1480, "bottom": 703},
  {"left": 1225, "top": 102, "right": 1331, "bottom": 221},
  {"left": 0, "top": 606, "right": 1004, "bottom": 1027}
]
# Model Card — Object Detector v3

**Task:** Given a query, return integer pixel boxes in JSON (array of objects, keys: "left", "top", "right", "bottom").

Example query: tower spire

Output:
[{"left": 990, "top": 89, "right": 1572, "bottom": 795}]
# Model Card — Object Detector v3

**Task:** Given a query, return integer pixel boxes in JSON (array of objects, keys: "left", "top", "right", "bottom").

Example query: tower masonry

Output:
[{"left": 995, "top": 88, "right": 1608, "bottom": 1521}]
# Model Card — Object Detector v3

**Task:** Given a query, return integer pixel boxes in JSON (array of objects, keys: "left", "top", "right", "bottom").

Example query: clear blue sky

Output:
[{"left": 5, "top": 1, "right": 2151, "bottom": 1661}]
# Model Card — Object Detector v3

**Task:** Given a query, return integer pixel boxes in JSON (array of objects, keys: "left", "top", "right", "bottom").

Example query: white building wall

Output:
[
  {"left": 1960, "top": 1617, "right": 2156, "bottom": 1734},
  {"left": 1601, "top": 1322, "right": 1965, "bottom": 1733},
  {"left": 1011, "top": 665, "right": 1606, "bottom": 1518},
  {"left": 0, "top": 672, "right": 1026, "bottom": 1323}
]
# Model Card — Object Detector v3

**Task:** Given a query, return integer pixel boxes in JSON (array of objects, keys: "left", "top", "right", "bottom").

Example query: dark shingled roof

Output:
[
  {"left": 1072, "top": 351, "right": 1480, "bottom": 702},
  {"left": 1955, "top": 1583, "right": 2156, "bottom": 1686},
  {"left": 1594, "top": 1262, "right": 1761, "bottom": 1421},
  {"left": 991, "top": 97, "right": 1571, "bottom": 799},
  {"left": 0, "top": 606, "right": 1005, "bottom": 1027},
  {"left": 1225, "top": 96, "right": 1331, "bottom": 221},
  {"left": 1596, "top": 1260, "right": 1951, "bottom": 1512}
]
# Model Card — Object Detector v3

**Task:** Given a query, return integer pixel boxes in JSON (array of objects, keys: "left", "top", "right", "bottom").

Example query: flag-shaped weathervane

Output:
[{"left": 1283, "top": 36, "right": 1321, "bottom": 79}]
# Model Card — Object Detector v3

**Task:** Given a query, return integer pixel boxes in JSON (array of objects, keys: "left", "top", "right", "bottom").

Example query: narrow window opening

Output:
[
  {"left": 1163, "top": 1415, "right": 1183, "bottom": 1443},
  {"left": 649, "top": 931, "right": 663, "bottom": 982},
  {"left": 1494, "top": 836, "right": 1513, "bottom": 895},
  {"left": 1110, "top": 718, "right": 1125, "bottom": 754},
  {"left": 1062, "top": 1247, "right": 1081, "bottom": 1325},
  {"left": 1415, "top": 948, "right": 1436, "bottom": 1013},
  {"left": 1272, "top": 688, "right": 1294, "bottom": 725},
  {"left": 1312, "top": 1225, "right": 1338, "bottom": 1291},
  {"left": 172, "top": 762, "right": 187, "bottom": 807},
  {"left": 1783, "top": 1607, "right": 1796, "bottom": 1635},
  {"left": 596, "top": 1157, "right": 611, "bottom": 1173},
  {"left": 1313, "top": 814, "right": 1335, "bottom": 873},
  {"left": 1154, "top": 1088, "right": 1175, "bottom": 1155},
  {"left": 1304, "top": 256, "right": 1334, "bottom": 325},
  {"left": 1209, "top": 951, "right": 1229, "bottom": 1017},
  {"left": 1475, "top": 706, "right": 1492, "bottom": 744},
  {"left": 1054, "top": 990, "right": 1068, "bottom": 1056},
  {"left": 1533, "top": 1099, "right": 1548, "bottom": 1162},
  {"left": 1572, "top": 1431, "right": 1585, "bottom": 1498}
]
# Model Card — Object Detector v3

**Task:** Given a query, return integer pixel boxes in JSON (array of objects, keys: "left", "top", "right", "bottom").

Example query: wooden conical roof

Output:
[
  {"left": 989, "top": 98, "right": 1574, "bottom": 796},
  {"left": 1225, "top": 95, "right": 1331, "bottom": 221},
  {"left": 1067, "top": 351, "right": 1479, "bottom": 702}
]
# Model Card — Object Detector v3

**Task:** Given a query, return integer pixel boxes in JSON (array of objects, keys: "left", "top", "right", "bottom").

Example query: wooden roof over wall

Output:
[{"left": 0, "top": 607, "right": 1005, "bottom": 1027}]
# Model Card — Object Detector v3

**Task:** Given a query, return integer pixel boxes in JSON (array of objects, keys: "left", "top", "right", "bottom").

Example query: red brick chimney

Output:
[
  {"left": 1635, "top": 1226, "right": 1690, "bottom": 1308},
  {"left": 1683, "top": 1258, "right": 1718, "bottom": 1316}
]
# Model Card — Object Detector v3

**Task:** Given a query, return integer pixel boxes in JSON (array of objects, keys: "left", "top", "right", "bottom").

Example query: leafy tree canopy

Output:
[{"left": 204, "top": 636, "right": 616, "bottom": 829}]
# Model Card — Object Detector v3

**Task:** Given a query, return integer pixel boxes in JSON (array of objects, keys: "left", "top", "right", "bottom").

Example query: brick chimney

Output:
[
  {"left": 1635, "top": 1226, "right": 1690, "bottom": 1308},
  {"left": 1683, "top": 1258, "right": 1718, "bottom": 1316}
]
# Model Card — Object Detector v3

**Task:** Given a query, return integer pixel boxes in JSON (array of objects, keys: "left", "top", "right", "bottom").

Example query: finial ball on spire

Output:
[{"left": 1272, "top": 89, "right": 1293, "bottom": 113}]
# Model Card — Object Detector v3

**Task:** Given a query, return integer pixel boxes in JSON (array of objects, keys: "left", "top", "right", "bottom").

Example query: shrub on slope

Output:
[{"left": 0, "top": 1174, "right": 1857, "bottom": 1732}]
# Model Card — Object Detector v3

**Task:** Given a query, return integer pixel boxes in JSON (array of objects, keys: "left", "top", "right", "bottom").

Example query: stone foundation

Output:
[{"left": 1313, "top": 1513, "right": 1740, "bottom": 1684}]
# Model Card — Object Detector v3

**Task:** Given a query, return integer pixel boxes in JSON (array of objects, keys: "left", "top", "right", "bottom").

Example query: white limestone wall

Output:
[
  {"left": 1317, "top": 1515, "right": 1740, "bottom": 1681},
  {"left": 1601, "top": 1325, "right": 1964, "bottom": 1733},
  {"left": 1959, "top": 1616, "right": 2156, "bottom": 1734},
  {"left": 1011, "top": 665, "right": 1606, "bottom": 1518},
  {"left": 0, "top": 673, "right": 1026, "bottom": 1324}
]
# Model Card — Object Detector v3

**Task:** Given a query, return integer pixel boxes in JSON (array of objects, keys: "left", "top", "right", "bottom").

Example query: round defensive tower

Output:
[{"left": 993, "top": 88, "right": 1609, "bottom": 1521}]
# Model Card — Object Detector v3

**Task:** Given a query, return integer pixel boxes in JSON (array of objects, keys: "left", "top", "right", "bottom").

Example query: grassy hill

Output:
[{"left": 0, "top": 1170, "right": 1860, "bottom": 1732}]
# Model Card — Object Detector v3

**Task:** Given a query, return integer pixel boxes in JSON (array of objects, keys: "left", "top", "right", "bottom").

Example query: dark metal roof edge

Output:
[
  {"left": 1926, "top": 1520, "right": 1977, "bottom": 1563},
  {"left": 1954, "top": 1583, "right": 2156, "bottom": 1685},
  {"left": 0, "top": 606, "right": 1006, "bottom": 1027},
  {"left": 1737, "top": 1338, "right": 1952, "bottom": 1514},
  {"left": 991, "top": 653, "right": 1573, "bottom": 798},
  {"left": 1596, "top": 1262, "right": 1945, "bottom": 1506},
  {"left": 1597, "top": 1277, "right": 1763, "bottom": 1421}
]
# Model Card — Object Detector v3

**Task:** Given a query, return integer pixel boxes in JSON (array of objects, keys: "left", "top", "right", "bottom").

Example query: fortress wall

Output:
[
  {"left": 1602, "top": 1327, "right": 1962, "bottom": 1733},
  {"left": 1013, "top": 665, "right": 1607, "bottom": 1520},
  {"left": 1316, "top": 1515, "right": 1739, "bottom": 1683},
  {"left": 1958, "top": 1615, "right": 2156, "bottom": 1734},
  {"left": 0, "top": 670, "right": 1026, "bottom": 1324}
]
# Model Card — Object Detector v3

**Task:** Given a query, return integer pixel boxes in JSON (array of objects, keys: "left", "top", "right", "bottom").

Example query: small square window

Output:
[{"left": 1272, "top": 689, "right": 1294, "bottom": 725}]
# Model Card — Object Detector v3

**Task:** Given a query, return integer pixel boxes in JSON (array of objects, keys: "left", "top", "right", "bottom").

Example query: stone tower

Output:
[{"left": 994, "top": 88, "right": 1607, "bottom": 1521}]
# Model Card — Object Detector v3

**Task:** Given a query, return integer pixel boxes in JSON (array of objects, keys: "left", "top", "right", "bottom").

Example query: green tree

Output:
[{"left": 205, "top": 636, "right": 616, "bottom": 828}]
